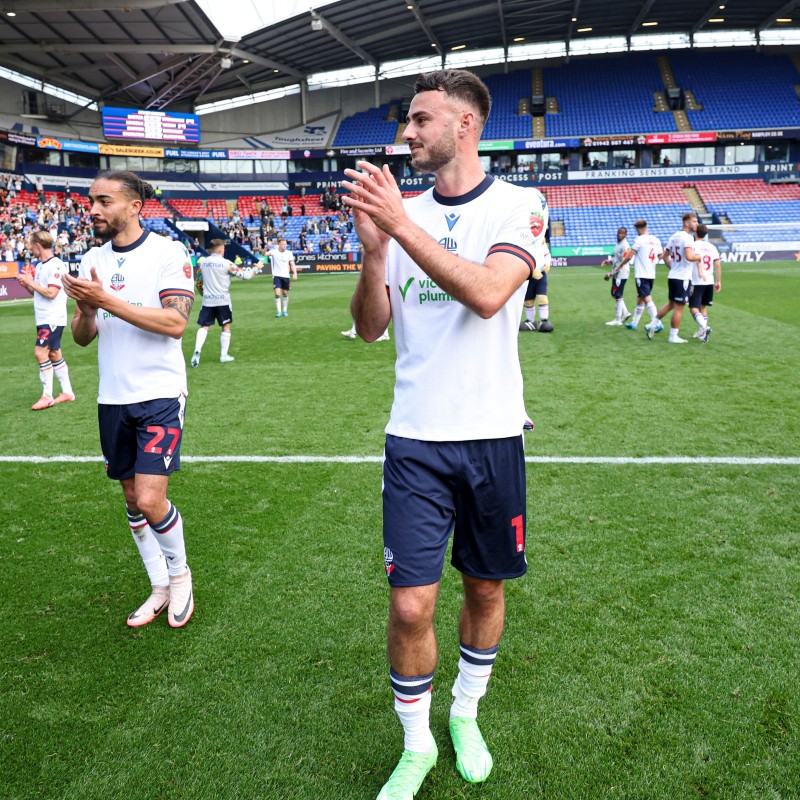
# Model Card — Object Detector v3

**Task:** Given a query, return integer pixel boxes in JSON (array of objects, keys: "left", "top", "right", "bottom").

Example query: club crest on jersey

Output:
[
  {"left": 384, "top": 547, "right": 395, "bottom": 576},
  {"left": 109, "top": 273, "right": 125, "bottom": 291},
  {"left": 444, "top": 212, "right": 461, "bottom": 231},
  {"left": 438, "top": 236, "right": 458, "bottom": 253},
  {"left": 530, "top": 213, "right": 545, "bottom": 238}
]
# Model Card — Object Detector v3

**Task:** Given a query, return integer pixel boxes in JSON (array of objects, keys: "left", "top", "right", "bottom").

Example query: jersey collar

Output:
[
  {"left": 112, "top": 228, "right": 150, "bottom": 253},
  {"left": 432, "top": 174, "right": 494, "bottom": 206}
]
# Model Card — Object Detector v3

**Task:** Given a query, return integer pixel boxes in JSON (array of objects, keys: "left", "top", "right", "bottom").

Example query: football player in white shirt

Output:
[
  {"left": 62, "top": 171, "right": 195, "bottom": 630},
  {"left": 344, "top": 69, "right": 546, "bottom": 799},
  {"left": 617, "top": 219, "right": 665, "bottom": 331},
  {"left": 16, "top": 231, "right": 75, "bottom": 410},
  {"left": 268, "top": 238, "right": 297, "bottom": 317},
  {"left": 190, "top": 238, "right": 256, "bottom": 367},
  {"left": 650, "top": 212, "right": 702, "bottom": 343},
  {"left": 601, "top": 226, "right": 632, "bottom": 326},
  {"left": 689, "top": 223, "right": 722, "bottom": 343}
]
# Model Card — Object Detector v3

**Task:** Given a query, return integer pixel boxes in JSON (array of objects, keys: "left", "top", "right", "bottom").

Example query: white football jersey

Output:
[
  {"left": 269, "top": 247, "right": 294, "bottom": 278},
  {"left": 385, "top": 175, "right": 548, "bottom": 441},
  {"left": 33, "top": 256, "right": 68, "bottom": 326},
  {"left": 665, "top": 229, "right": 696, "bottom": 281},
  {"left": 199, "top": 253, "right": 235, "bottom": 307},
  {"left": 692, "top": 239, "right": 720, "bottom": 286},
  {"left": 79, "top": 231, "right": 194, "bottom": 404},
  {"left": 612, "top": 238, "right": 631, "bottom": 280},
  {"left": 630, "top": 234, "right": 662, "bottom": 280}
]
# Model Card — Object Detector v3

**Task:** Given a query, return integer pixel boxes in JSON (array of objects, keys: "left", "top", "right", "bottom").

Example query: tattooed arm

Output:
[{"left": 64, "top": 266, "right": 192, "bottom": 340}]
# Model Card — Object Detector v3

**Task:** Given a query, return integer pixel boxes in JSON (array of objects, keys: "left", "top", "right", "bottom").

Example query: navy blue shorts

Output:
[
  {"left": 690, "top": 285, "right": 714, "bottom": 309},
  {"left": 36, "top": 324, "right": 64, "bottom": 350},
  {"left": 635, "top": 278, "right": 654, "bottom": 299},
  {"left": 198, "top": 304, "right": 232, "bottom": 327},
  {"left": 611, "top": 278, "right": 627, "bottom": 299},
  {"left": 273, "top": 276, "right": 291, "bottom": 292},
  {"left": 382, "top": 434, "right": 528, "bottom": 586},
  {"left": 525, "top": 273, "right": 548, "bottom": 301},
  {"left": 668, "top": 278, "right": 691, "bottom": 304},
  {"left": 99, "top": 395, "right": 186, "bottom": 481}
]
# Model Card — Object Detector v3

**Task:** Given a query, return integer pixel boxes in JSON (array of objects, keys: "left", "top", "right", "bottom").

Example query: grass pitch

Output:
[{"left": 1, "top": 262, "right": 798, "bottom": 799}]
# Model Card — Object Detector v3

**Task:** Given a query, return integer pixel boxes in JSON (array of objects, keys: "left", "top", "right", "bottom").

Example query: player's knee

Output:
[
  {"left": 390, "top": 589, "right": 435, "bottom": 632},
  {"left": 463, "top": 577, "right": 504, "bottom": 610},
  {"left": 49, "top": 348, "right": 62, "bottom": 361}
]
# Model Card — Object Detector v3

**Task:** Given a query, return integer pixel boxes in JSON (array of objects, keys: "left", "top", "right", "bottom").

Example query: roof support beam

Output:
[
  {"left": 628, "top": 0, "right": 657, "bottom": 37},
  {"left": 565, "top": 0, "right": 581, "bottom": 54},
  {"left": 692, "top": 0, "right": 728, "bottom": 34},
  {"left": 1, "top": 0, "right": 185, "bottom": 10},
  {"left": 758, "top": 0, "right": 799, "bottom": 31},
  {"left": 408, "top": 4, "right": 443, "bottom": 56},
  {"left": 496, "top": 0, "right": 508, "bottom": 53},
  {"left": 310, "top": 11, "right": 377, "bottom": 66}
]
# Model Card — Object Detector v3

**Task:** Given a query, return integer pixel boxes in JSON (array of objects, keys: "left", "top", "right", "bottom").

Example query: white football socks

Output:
[
  {"left": 450, "top": 643, "right": 498, "bottom": 719},
  {"left": 150, "top": 502, "right": 188, "bottom": 576},
  {"left": 127, "top": 508, "right": 169, "bottom": 586},
  {"left": 194, "top": 326, "right": 208, "bottom": 353},
  {"left": 391, "top": 669, "right": 436, "bottom": 753},
  {"left": 38, "top": 360, "right": 54, "bottom": 396},
  {"left": 51, "top": 358, "right": 73, "bottom": 395},
  {"left": 220, "top": 330, "right": 231, "bottom": 357}
]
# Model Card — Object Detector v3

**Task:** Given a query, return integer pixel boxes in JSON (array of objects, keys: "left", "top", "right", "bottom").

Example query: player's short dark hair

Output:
[
  {"left": 635, "top": 219, "right": 647, "bottom": 229},
  {"left": 618, "top": 227, "right": 627, "bottom": 235},
  {"left": 209, "top": 238, "right": 226, "bottom": 251},
  {"left": 95, "top": 170, "right": 154, "bottom": 205},
  {"left": 696, "top": 224, "right": 708, "bottom": 238},
  {"left": 682, "top": 211, "right": 697, "bottom": 224},
  {"left": 413, "top": 69, "right": 491, "bottom": 129}
]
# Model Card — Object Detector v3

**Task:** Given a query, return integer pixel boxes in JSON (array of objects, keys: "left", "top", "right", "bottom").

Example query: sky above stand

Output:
[{"left": 196, "top": 0, "right": 339, "bottom": 40}]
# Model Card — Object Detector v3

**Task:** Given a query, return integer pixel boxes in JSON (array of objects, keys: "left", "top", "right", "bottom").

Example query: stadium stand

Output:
[
  {"left": 543, "top": 53, "right": 678, "bottom": 137},
  {"left": 481, "top": 70, "right": 534, "bottom": 140},
  {"left": 545, "top": 182, "right": 692, "bottom": 246},
  {"left": 333, "top": 102, "right": 399, "bottom": 146},
  {"left": 670, "top": 52, "right": 800, "bottom": 130},
  {"left": 168, "top": 198, "right": 207, "bottom": 217},
  {"left": 695, "top": 179, "right": 800, "bottom": 243},
  {"left": 141, "top": 198, "right": 171, "bottom": 219}
]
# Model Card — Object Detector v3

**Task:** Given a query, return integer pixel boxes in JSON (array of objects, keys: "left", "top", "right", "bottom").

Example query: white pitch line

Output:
[{"left": 0, "top": 455, "right": 798, "bottom": 465}]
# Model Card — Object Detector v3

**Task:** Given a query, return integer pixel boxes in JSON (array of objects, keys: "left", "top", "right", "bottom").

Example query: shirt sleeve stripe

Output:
[
  {"left": 159, "top": 288, "right": 195, "bottom": 300},
  {"left": 487, "top": 242, "right": 537, "bottom": 277}
]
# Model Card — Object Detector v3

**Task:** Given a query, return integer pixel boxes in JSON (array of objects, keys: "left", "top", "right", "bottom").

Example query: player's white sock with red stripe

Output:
[
  {"left": 391, "top": 669, "right": 436, "bottom": 753},
  {"left": 524, "top": 304, "right": 536, "bottom": 323},
  {"left": 632, "top": 305, "right": 644, "bottom": 326},
  {"left": 194, "top": 327, "right": 208, "bottom": 353},
  {"left": 38, "top": 360, "right": 54, "bottom": 396},
  {"left": 537, "top": 303, "right": 549, "bottom": 322},
  {"left": 450, "top": 643, "right": 498, "bottom": 719},
  {"left": 151, "top": 502, "right": 188, "bottom": 576},
  {"left": 127, "top": 508, "right": 169, "bottom": 585},
  {"left": 646, "top": 300, "right": 658, "bottom": 322},
  {"left": 220, "top": 330, "right": 231, "bottom": 358},
  {"left": 50, "top": 358, "right": 73, "bottom": 396}
]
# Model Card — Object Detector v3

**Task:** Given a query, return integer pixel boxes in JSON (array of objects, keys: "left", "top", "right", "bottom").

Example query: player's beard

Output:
[
  {"left": 410, "top": 126, "right": 457, "bottom": 173},
  {"left": 92, "top": 214, "right": 125, "bottom": 242}
]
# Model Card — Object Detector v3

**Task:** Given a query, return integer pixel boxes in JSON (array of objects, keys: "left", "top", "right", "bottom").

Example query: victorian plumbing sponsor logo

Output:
[{"left": 399, "top": 275, "right": 456, "bottom": 305}]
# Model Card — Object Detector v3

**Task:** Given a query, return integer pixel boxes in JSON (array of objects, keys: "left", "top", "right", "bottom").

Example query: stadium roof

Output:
[{"left": 1, "top": 0, "right": 798, "bottom": 114}]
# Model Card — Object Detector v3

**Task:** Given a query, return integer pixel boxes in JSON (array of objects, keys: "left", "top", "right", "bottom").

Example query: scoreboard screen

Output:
[{"left": 102, "top": 106, "right": 201, "bottom": 143}]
